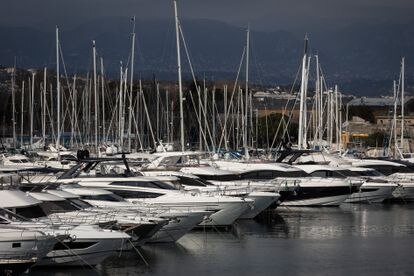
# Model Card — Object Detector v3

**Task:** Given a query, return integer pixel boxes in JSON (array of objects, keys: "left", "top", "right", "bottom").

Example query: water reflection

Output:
[
  {"left": 231, "top": 205, "right": 414, "bottom": 240},
  {"left": 29, "top": 204, "right": 414, "bottom": 276}
]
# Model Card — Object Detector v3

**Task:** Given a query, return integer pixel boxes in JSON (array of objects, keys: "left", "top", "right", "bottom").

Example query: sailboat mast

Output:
[
  {"left": 298, "top": 36, "right": 309, "bottom": 149},
  {"left": 315, "top": 55, "right": 320, "bottom": 144},
  {"left": 11, "top": 62, "right": 16, "bottom": 148},
  {"left": 400, "top": 57, "right": 405, "bottom": 153},
  {"left": 100, "top": 57, "right": 105, "bottom": 144},
  {"left": 174, "top": 0, "right": 185, "bottom": 152},
  {"left": 30, "top": 72, "right": 35, "bottom": 148},
  {"left": 20, "top": 81, "right": 24, "bottom": 147},
  {"left": 244, "top": 26, "right": 250, "bottom": 158},
  {"left": 93, "top": 40, "right": 98, "bottom": 154},
  {"left": 393, "top": 80, "right": 397, "bottom": 157},
  {"left": 335, "top": 85, "right": 339, "bottom": 150},
  {"left": 56, "top": 26, "right": 61, "bottom": 157},
  {"left": 128, "top": 17, "right": 136, "bottom": 152},
  {"left": 42, "top": 67, "right": 47, "bottom": 144}
]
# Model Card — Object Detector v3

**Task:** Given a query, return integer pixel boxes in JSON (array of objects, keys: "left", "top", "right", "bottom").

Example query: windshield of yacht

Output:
[
  {"left": 309, "top": 170, "right": 359, "bottom": 178},
  {"left": 10, "top": 159, "right": 29, "bottom": 163},
  {"left": 109, "top": 180, "right": 176, "bottom": 190},
  {"left": 240, "top": 170, "right": 310, "bottom": 179},
  {"left": 352, "top": 170, "right": 384, "bottom": 177},
  {"left": 81, "top": 193, "right": 126, "bottom": 202},
  {"left": 39, "top": 200, "right": 80, "bottom": 215},
  {"left": 358, "top": 165, "right": 413, "bottom": 176},
  {"left": 68, "top": 198, "right": 94, "bottom": 209},
  {"left": 15, "top": 205, "right": 47, "bottom": 219},
  {"left": 177, "top": 176, "right": 210, "bottom": 187},
  {"left": 0, "top": 208, "right": 30, "bottom": 222}
]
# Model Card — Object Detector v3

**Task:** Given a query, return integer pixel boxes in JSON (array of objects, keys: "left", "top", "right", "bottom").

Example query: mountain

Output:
[{"left": 0, "top": 17, "right": 413, "bottom": 96}]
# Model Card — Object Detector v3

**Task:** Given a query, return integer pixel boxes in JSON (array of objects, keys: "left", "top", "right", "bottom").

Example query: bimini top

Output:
[{"left": 0, "top": 190, "right": 41, "bottom": 208}]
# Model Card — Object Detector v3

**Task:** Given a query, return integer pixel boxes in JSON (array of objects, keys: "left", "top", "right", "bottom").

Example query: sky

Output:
[{"left": 1, "top": 0, "right": 413, "bottom": 32}]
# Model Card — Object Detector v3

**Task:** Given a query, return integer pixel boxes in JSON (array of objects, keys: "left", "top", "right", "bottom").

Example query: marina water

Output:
[{"left": 30, "top": 204, "right": 414, "bottom": 276}]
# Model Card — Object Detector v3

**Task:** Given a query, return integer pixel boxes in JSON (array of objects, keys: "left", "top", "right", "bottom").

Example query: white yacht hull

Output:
[
  {"left": 0, "top": 228, "right": 56, "bottom": 272},
  {"left": 199, "top": 201, "right": 252, "bottom": 226},
  {"left": 345, "top": 185, "right": 396, "bottom": 203},
  {"left": 149, "top": 212, "right": 207, "bottom": 243},
  {"left": 37, "top": 237, "right": 125, "bottom": 266},
  {"left": 239, "top": 192, "right": 280, "bottom": 219},
  {"left": 280, "top": 194, "right": 350, "bottom": 206}
]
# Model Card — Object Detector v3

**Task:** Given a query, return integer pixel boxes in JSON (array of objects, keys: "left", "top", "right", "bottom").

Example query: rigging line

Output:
[
  {"left": 217, "top": 47, "right": 246, "bottom": 151},
  {"left": 140, "top": 81, "right": 158, "bottom": 149},
  {"left": 269, "top": 63, "right": 302, "bottom": 151},
  {"left": 178, "top": 25, "right": 215, "bottom": 150},
  {"left": 187, "top": 90, "right": 211, "bottom": 152}
]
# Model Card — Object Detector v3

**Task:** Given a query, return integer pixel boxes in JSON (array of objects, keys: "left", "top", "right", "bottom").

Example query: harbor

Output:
[{"left": 1, "top": 0, "right": 414, "bottom": 275}]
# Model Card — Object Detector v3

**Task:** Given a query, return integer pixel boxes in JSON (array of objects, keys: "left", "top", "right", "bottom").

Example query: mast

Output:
[
  {"left": 339, "top": 89, "right": 342, "bottom": 153},
  {"left": 42, "top": 67, "right": 47, "bottom": 145},
  {"left": 223, "top": 84, "right": 228, "bottom": 151},
  {"left": 11, "top": 61, "right": 16, "bottom": 148},
  {"left": 30, "top": 72, "right": 35, "bottom": 148},
  {"left": 174, "top": 0, "right": 185, "bottom": 152},
  {"left": 298, "top": 35, "right": 309, "bottom": 149},
  {"left": 70, "top": 75, "right": 77, "bottom": 148},
  {"left": 100, "top": 57, "right": 105, "bottom": 143},
  {"left": 166, "top": 90, "right": 170, "bottom": 143},
  {"left": 56, "top": 26, "right": 61, "bottom": 157},
  {"left": 244, "top": 25, "right": 250, "bottom": 159},
  {"left": 128, "top": 16, "right": 136, "bottom": 152},
  {"left": 212, "top": 86, "right": 216, "bottom": 152},
  {"left": 400, "top": 57, "right": 405, "bottom": 153},
  {"left": 20, "top": 81, "right": 24, "bottom": 147},
  {"left": 393, "top": 80, "right": 398, "bottom": 157},
  {"left": 93, "top": 40, "right": 98, "bottom": 154},
  {"left": 118, "top": 62, "right": 123, "bottom": 146},
  {"left": 315, "top": 55, "right": 320, "bottom": 144},
  {"left": 204, "top": 84, "right": 208, "bottom": 151},
  {"left": 335, "top": 85, "right": 339, "bottom": 150}
]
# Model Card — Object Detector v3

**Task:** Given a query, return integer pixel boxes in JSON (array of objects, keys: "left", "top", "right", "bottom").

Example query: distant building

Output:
[{"left": 347, "top": 96, "right": 404, "bottom": 107}]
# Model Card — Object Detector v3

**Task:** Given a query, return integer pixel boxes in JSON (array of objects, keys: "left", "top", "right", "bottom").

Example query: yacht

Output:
[
  {"left": 26, "top": 190, "right": 167, "bottom": 245},
  {"left": 342, "top": 167, "right": 398, "bottom": 203},
  {"left": 59, "top": 186, "right": 211, "bottom": 242},
  {"left": 142, "top": 170, "right": 281, "bottom": 219},
  {"left": 210, "top": 160, "right": 359, "bottom": 206},
  {"left": 0, "top": 226, "right": 57, "bottom": 273},
  {"left": 350, "top": 159, "right": 414, "bottom": 201},
  {"left": 57, "top": 177, "right": 253, "bottom": 227},
  {"left": 0, "top": 190, "right": 130, "bottom": 266}
]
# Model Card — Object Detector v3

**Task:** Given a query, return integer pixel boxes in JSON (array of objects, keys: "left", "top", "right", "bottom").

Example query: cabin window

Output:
[
  {"left": 310, "top": 171, "right": 327, "bottom": 177},
  {"left": 178, "top": 176, "right": 208, "bottom": 187},
  {"left": 109, "top": 181, "right": 175, "bottom": 190},
  {"left": 15, "top": 205, "right": 47, "bottom": 219},
  {"left": 81, "top": 194, "right": 123, "bottom": 202},
  {"left": 12, "top": 243, "right": 21, "bottom": 248},
  {"left": 109, "top": 190, "right": 163, "bottom": 199}
]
